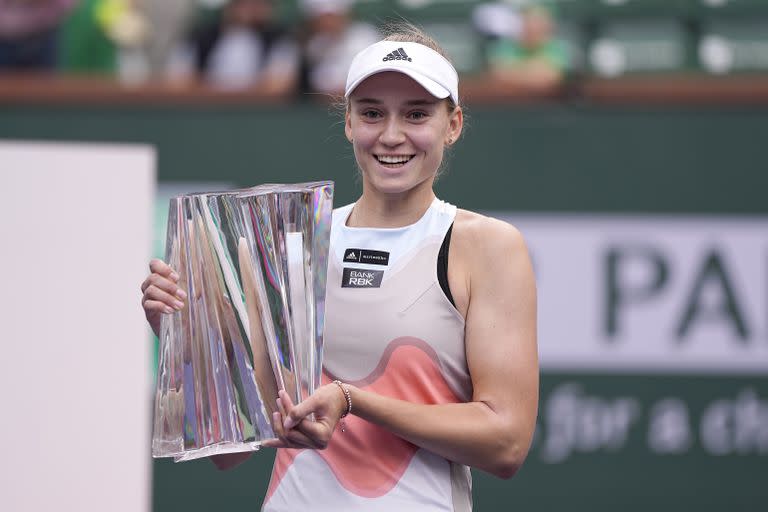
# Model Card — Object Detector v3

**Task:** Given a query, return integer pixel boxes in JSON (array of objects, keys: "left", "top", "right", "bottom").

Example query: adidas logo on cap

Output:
[{"left": 383, "top": 48, "right": 412, "bottom": 62}]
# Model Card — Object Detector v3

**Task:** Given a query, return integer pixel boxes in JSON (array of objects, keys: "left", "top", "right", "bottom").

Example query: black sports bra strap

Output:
[{"left": 437, "top": 222, "right": 455, "bottom": 307}]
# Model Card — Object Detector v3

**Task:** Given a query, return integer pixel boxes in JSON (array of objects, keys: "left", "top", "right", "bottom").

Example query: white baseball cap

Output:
[{"left": 345, "top": 40, "right": 459, "bottom": 105}]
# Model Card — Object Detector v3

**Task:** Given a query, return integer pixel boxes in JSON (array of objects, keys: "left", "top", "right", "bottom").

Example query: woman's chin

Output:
[
  {"left": 367, "top": 176, "right": 434, "bottom": 197},
  {"left": 370, "top": 180, "right": 412, "bottom": 195},
  {"left": 361, "top": 163, "right": 434, "bottom": 196}
]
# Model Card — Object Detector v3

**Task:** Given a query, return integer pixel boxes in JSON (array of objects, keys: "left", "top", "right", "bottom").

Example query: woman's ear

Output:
[
  {"left": 345, "top": 109, "right": 353, "bottom": 143},
  {"left": 446, "top": 106, "right": 464, "bottom": 146}
]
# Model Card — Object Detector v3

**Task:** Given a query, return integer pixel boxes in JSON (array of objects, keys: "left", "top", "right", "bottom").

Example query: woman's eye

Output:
[
  {"left": 408, "top": 111, "right": 428, "bottom": 120},
  {"left": 362, "top": 110, "right": 382, "bottom": 119}
]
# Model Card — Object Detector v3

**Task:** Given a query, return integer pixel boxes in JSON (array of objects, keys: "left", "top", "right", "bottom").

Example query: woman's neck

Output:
[{"left": 347, "top": 185, "right": 436, "bottom": 228}]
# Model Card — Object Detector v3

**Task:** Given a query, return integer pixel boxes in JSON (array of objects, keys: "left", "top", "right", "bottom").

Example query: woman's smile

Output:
[
  {"left": 374, "top": 153, "right": 416, "bottom": 170},
  {"left": 375, "top": 154, "right": 415, "bottom": 165}
]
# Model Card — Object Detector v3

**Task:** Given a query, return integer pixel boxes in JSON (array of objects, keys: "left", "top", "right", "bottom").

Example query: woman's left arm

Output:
[{"left": 274, "top": 218, "right": 539, "bottom": 479}]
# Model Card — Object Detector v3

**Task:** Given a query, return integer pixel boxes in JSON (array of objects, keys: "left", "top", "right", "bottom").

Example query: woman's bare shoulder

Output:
[
  {"left": 453, "top": 208, "right": 527, "bottom": 254},
  {"left": 447, "top": 210, "right": 531, "bottom": 315}
]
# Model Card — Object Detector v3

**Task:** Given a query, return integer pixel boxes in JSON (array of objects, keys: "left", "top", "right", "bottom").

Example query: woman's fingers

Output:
[
  {"left": 149, "top": 259, "right": 179, "bottom": 281},
  {"left": 283, "top": 392, "right": 324, "bottom": 430},
  {"left": 261, "top": 438, "right": 286, "bottom": 449},
  {"left": 143, "top": 299, "right": 176, "bottom": 315},
  {"left": 280, "top": 389, "right": 313, "bottom": 430},
  {"left": 142, "top": 260, "right": 184, "bottom": 297},
  {"left": 278, "top": 389, "right": 295, "bottom": 409},
  {"left": 278, "top": 390, "right": 301, "bottom": 429},
  {"left": 274, "top": 398, "right": 315, "bottom": 447},
  {"left": 271, "top": 411, "right": 293, "bottom": 447},
  {"left": 271, "top": 411, "right": 316, "bottom": 449},
  {"left": 276, "top": 394, "right": 288, "bottom": 417},
  {"left": 293, "top": 419, "right": 331, "bottom": 449},
  {"left": 285, "top": 427, "right": 322, "bottom": 449},
  {"left": 276, "top": 390, "right": 335, "bottom": 449},
  {"left": 142, "top": 284, "right": 185, "bottom": 311},
  {"left": 141, "top": 272, "right": 186, "bottom": 298}
]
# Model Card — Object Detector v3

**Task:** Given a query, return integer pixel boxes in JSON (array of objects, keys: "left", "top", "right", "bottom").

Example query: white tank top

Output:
[{"left": 263, "top": 198, "right": 472, "bottom": 512}]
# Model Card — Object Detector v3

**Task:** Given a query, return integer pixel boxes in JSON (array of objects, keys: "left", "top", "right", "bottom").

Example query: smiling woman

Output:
[{"left": 140, "top": 21, "right": 539, "bottom": 512}]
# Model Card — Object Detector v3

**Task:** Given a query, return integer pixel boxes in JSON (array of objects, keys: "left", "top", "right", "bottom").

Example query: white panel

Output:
[
  {"left": 491, "top": 214, "right": 768, "bottom": 374},
  {"left": 0, "top": 141, "right": 155, "bottom": 511}
]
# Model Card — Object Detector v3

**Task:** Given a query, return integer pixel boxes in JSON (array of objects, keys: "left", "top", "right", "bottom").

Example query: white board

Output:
[{"left": 0, "top": 141, "right": 155, "bottom": 512}]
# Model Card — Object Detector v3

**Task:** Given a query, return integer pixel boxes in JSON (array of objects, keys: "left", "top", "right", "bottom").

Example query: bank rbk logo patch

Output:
[
  {"left": 342, "top": 268, "right": 384, "bottom": 288},
  {"left": 343, "top": 248, "right": 390, "bottom": 266}
]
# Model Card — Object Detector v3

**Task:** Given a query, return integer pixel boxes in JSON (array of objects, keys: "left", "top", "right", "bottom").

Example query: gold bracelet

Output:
[{"left": 333, "top": 380, "right": 352, "bottom": 417}]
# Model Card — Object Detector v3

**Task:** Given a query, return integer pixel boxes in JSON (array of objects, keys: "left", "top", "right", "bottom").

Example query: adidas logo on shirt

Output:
[
  {"left": 383, "top": 48, "right": 412, "bottom": 62},
  {"left": 343, "top": 248, "right": 390, "bottom": 266}
]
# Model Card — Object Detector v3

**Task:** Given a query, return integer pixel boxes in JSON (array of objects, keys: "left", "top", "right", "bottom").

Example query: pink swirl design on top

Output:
[{"left": 266, "top": 337, "right": 461, "bottom": 500}]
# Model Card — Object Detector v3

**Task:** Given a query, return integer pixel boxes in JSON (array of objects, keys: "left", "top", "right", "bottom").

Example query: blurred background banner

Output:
[
  {"left": 1, "top": 0, "right": 766, "bottom": 510},
  {"left": 507, "top": 216, "right": 768, "bottom": 373}
]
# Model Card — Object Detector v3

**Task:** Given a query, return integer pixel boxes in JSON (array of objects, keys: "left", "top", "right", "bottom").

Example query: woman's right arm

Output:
[{"left": 141, "top": 259, "right": 252, "bottom": 470}]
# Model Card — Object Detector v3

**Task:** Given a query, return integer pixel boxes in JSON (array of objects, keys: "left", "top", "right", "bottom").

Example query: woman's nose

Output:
[{"left": 379, "top": 118, "right": 406, "bottom": 146}]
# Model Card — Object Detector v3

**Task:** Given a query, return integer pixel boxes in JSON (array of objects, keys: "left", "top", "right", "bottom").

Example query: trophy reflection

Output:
[{"left": 152, "top": 182, "right": 333, "bottom": 461}]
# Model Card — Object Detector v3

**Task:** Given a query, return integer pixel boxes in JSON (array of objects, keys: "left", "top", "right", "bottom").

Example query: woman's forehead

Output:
[{"left": 350, "top": 72, "right": 437, "bottom": 102}]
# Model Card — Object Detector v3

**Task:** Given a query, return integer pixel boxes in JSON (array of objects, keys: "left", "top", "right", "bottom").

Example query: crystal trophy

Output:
[{"left": 151, "top": 182, "right": 333, "bottom": 461}]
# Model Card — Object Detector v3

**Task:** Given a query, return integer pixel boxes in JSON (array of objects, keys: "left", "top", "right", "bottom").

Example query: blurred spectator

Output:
[
  {"left": 95, "top": 0, "right": 151, "bottom": 81},
  {"left": 475, "top": 3, "right": 566, "bottom": 94},
  {"left": 60, "top": 0, "right": 118, "bottom": 74},
  {"left": 95, "top": 0, "right": 196, "bottom": 82},
  {"left": 0, "top": 0, "right": 76, "bottom": 70},
  {"left": 175, "top": 0, "right": 298, "bottom": 93},
  {"left": 297, "top": 0, "right": 378, "bottom": 98},
  {"left": 140, "top": 0, "right": 196, "bottom": 79}
]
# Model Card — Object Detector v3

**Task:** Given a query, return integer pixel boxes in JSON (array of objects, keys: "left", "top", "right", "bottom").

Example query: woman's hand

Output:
[
  {"left": 140, "top": 258, "right": 186, "bottom": 337},
  {"left": 263, "top": 386, "right": 348, "bottom": 450}
]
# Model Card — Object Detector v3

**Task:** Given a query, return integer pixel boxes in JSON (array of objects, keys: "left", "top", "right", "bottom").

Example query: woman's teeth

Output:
[{"left": 377, "top": 155, "right": 413, "bottom": 165}]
